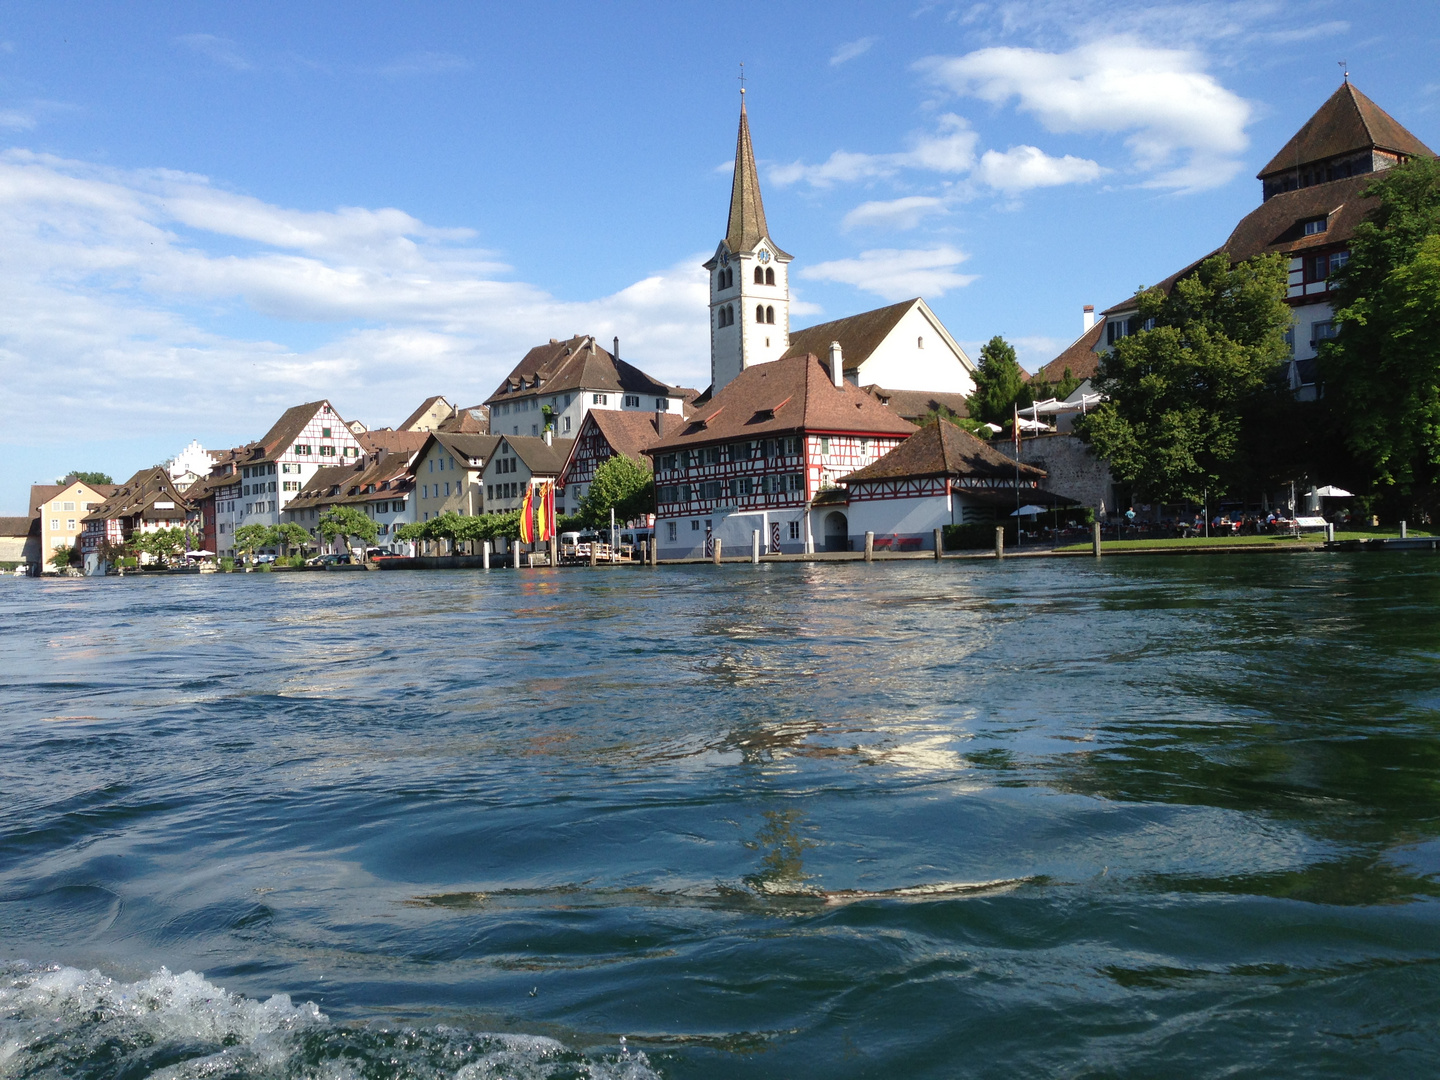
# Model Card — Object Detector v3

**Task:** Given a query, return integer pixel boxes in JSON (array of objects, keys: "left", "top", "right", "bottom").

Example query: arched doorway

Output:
[{"left": 823, "top": 511, "right": 849, "bottom": 553}]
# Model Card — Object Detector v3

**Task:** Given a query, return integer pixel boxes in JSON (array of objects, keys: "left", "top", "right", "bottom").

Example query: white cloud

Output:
[
  {"left": 176, "top": 33, "right": 252, "bottom": 71},
  {"left": 830, "top": 37, "right": 878, "bottom": 66},
  {"left": 0, "top": 108, "right": 36, "bottom": 131},
  {"left": 0, "top": 151, "right": 714, "bottom": 445},
  {"left": 919, "top": 39, "right": 1252, "bottom": 191},
  {"left": 771, "top": 113, "right": 977, "bottom": 188},
  {"left": 842, "top": 195, "right": 947, "bottom": 231},
  {"left": 800, "top": 246, "right": 976, "bottom": 302},
  {"left": 975, "top": 145, "right": 1103, "bottom": 191}
]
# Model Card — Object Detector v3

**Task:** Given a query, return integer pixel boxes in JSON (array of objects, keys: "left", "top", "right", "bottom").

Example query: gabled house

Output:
[
  {"left": 840, "top": 420, "right": 1061, "bottom": 550},
  {"left": 647, "top": 349, "right": 917, "bottom": 558},
  {"left": 411, "top": 433, "right": 501, "bottom": 522},
  {"left": 485, "top": 335, "right": 690, "bottom": 440},
  {"left": 282, "top": 452, "right": 418, "bottom": 552},
  {"left": 1093, "top": 81, "right": 1435, "bottom": 400},
  {"left": 558, "top": 409, "right": 687, "bottom": 511},
  {"left": 398, "top": 395, "right": 458, "bottom": 432},
  {"left": 781, "top": 298, "right": 977, "bottom": 396},
  {"left": 0, "top": 517, "right": 31, "bottom": 568},
  {"left": 80, "top": 467, "right": 198, "bottom": 565},
  {"left": 481, "top": 434, "right": 576, "bottom": 521},
  {"left": 213, "top": 400, "right": 365, "bottom": 551},
  {"left": 29, "top": 478, "right": 119, "bottom": 571}
]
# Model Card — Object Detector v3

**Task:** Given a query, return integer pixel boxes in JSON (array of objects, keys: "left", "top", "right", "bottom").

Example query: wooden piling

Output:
[
  {"left": 482, "top": 541, "right": 490, "bottom": 570},
  {"left": 713, "top": 538, "right": 722, "bottom": 565},
  {"left": 1092, "top": 521, "right": 1102, "bottom": 558},
  {"left": 864, "top": 531, "right": 874, "bottom": 562},
  {"left": 995, "top": 526, "right": 1005, "bottom": 560},
  {"left": 588, "top": 543, "right": 598, "bottom": 567},
  {"left": 752, "top": 530, "right": 760, "bottom": 564},
  {"left": 934, "top": 528, "right": 943, "bottom": 560}
]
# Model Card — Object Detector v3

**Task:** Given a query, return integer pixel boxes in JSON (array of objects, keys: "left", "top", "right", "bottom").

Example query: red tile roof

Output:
[
  {"left": 485, "top": 336, "right": 679, "bottom": 405},
  {"left": 1035, "top": 318, "right": 1106, "bottom": 384},
  {"left": 843, "top": 420, "right": 1046, "bottom": 484},
  {"left": 649, "top": 353, "right": 917, "bottom": 452}
]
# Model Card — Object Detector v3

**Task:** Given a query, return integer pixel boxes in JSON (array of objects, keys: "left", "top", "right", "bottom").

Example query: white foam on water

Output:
[{"left": 0, "top": 962, "right": 658, "bottom": 1080}]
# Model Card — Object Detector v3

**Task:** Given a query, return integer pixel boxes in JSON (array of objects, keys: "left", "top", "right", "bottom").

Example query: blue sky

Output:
[{"left": 2, "top": 0, "right": 1438, "bottom": 511}]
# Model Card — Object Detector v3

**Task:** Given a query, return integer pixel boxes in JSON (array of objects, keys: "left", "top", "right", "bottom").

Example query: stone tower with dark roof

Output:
[{"left": 704, "top": 92, "right": 793, "bottom": 395}]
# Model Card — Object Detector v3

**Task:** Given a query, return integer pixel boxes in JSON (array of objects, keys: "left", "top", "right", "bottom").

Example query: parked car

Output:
[
  {"left": 306, "top": 553, "right": 352, "bottom": 566},
  {"left": 252, "top": 554, "right": 277, "bottom": 565}
]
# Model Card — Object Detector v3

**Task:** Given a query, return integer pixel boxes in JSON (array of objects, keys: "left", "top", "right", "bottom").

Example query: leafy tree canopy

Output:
[
  {"left": 579, "top": 455, "right": 653, "bottom": 527},
  {"left": 69, "top": 471, "right": 113, "bottom": 486},
  {"left": 318, "top": 505, "right": 378, "bottom": 548},
  {"left": 49, "top": 544, "right": 76, "bottom": 570},
  {"left": 965, "top": 336, "right": 1033, "bottom": 425},
  {"left": 274, "top": 521, "right": 312, "bottom": 553},
  {"left": 232, "top": 524, "right": 275, "bottom": 556},
  {"left": 1321, "top": 157, "right": 1440, "bottom": 490},
  {"left": 1080, "top": 251, "right": 1292, "bottom": 503}
]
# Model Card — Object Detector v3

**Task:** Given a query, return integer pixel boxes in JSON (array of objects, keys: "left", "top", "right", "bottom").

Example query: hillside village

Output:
[{"left": 6, "top": 81, "right": 1436, "bottom": 575}]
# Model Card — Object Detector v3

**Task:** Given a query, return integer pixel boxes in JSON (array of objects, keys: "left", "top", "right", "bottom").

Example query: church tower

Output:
[{"left": 705, "top": 91, "right": 792, "bottom": 393}]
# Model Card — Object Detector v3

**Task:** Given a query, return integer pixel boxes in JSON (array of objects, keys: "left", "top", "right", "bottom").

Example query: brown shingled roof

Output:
[
  {"left": 249, "top": 400, "right": 346, "bottom": 462},
  {"left": 861, "top": 385, "right": 971, "bottom": 422},
  {"left": 1259, "top": 82, "right": 1435, "bottom": 179},
  {"left": 398, "top": 395, "right": 453, "bottom": 431},
  {"left": 0, "top": 516, "right": 30, "bottom": 537},
  {"left": 357, "top": 429, "right": 430, "bottom": 457},
  {"left": 1035, "top": 318, "right": 1106, "bottom": 385},
  {"left": 495, "top": 435, "right": 575, "bottom": 476},
  {"left": 485, "top": 336, "right": 678, "bottom": 405},
  {"left": 781, "top": 299, "right": 916, "bottom": 372},
  {"left": 844, "top": 420, "right": 1046, "bottom": 485},
  {"left": 587, "top": 410, "right": 688, "bottom": 458},
  {"left": 650, "top": 353, "right": 917, "bottom": 451},
  {"left": 1225, "top": 173, "right": 1376, "bottom": 260}
]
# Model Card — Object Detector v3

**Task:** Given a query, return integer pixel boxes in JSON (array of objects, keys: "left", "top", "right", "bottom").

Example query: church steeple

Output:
[{"left": 705, "top": 94, "right": 794, "bottom": 393}]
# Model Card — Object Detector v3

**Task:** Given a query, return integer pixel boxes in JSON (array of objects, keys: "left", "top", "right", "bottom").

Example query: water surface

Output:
[{"left": 3, "top": 555, "right": 1439, "bottom": 1077}]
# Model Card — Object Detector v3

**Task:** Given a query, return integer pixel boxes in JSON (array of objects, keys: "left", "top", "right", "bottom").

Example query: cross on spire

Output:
[{"left": 738, "top": 61, "right": 746, "bottom": 99}]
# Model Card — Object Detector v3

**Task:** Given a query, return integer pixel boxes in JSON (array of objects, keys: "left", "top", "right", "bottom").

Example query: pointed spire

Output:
[
  {"left": 1258, "top": 81, "right": 1435, "bottom": 181},
  {"left": 725, "top": 96, "right": 777, "bottom": 254}
]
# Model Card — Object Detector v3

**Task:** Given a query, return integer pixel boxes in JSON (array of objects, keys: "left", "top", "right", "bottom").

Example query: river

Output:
[{"left": 2, "top": 554, "right": 1439, "bottom": 1077}]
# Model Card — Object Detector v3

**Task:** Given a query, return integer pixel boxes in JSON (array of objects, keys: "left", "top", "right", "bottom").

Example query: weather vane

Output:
[
  {"left": 738, "top": 61, "right": 746, "bottom": 97},
  {"left": 1339, "top": 59, "right": 1348, "bottom": 83}
]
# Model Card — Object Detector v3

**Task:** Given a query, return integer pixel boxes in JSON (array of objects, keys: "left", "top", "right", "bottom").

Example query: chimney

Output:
[
  {"left": 543, "top": 427, "right": 553, "bottom": 446},
  {"left": 1083, "top": 305, "right": 1095, "bottom": 332},
  {"left": 613, "top": 336, "right": 620, "bottom": 359},
  {"left": 828, "top": 341, "right": 844, "bottom": 388}
]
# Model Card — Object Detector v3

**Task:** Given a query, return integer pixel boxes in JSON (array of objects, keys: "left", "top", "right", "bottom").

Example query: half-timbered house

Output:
[
  {"left": 840, "top": 421, "right": 1063, "bottom": 550},
  {"left": 558, "top": 410, "right": 687, "bottom": 512},
  {"left": 647, "top": 348, "right": 917, "bottom": 558}
]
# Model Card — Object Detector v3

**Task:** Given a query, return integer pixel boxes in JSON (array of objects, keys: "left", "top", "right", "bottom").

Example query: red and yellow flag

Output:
[
  {"left": 538, "top": 483, "right": 555, "bottom": 542},
  {"left": 519, "top": 484, "right": 535, "bottom": 544}
]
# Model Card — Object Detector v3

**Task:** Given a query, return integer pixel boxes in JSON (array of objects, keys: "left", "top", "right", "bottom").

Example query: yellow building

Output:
[
  {"left": 412, "top": 433, "right": 499, "bottom": 522},
  {"left": 28, "top": 478, "right": 118, "bottom": 571}
]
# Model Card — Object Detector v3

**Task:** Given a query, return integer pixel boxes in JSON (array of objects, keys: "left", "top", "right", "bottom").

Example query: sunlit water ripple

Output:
[{"left": 3, "top": 555, "right": 1440, "bottom": 1077}]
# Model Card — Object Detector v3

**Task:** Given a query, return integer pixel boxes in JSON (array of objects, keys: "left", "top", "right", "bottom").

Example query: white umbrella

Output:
[
  {"left": 1011, "top": 504, "right": 1048, "bottom": 516},
  {"left": 1311, "top": 485, "right": 1354, "bottom": 497},
  {"left": 185, "top": 549, "right": 216, "bottom": 557},
  {"left": 983, "top": 422, "right": 1004, "bottom": 433}
]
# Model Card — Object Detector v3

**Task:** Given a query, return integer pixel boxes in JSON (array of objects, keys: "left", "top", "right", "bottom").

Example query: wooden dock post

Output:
[
  {"left": 1092, "top": 521, "right": 1102, "bottom": 558},
  {"left": 588, "top": 543, "right": 598, "bottom": 567},
  {"left": 864, "top": 531, "right": 874, "bottom": 562},
  {"left": 752, "top": 530, "right": 760, "bottom": 564},
  {"left": 1401, "top": 520, "right": 1408, "bottom": 539},
  {"left": 550, "top": 536, "right": 558, "bottom": 566},
  {"left": 649, "top": 537, "right": 657, "bottom": 566},
  {"left": 713, "top": 538, "right": 722, "bottom": 565},
  {"left": 994, "top": 526, "right": 1004, "bottom": 560},
  {"left": 513, "top": 543, "right": 521, "bottom": 569},
  {"left": 934, "top": 528, "right": 943, "bottom": 560},
  {"left": 482, "top": 541, "right": 490, "bottom": 570}
]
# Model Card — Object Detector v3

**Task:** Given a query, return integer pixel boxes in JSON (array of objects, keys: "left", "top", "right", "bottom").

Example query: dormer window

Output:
[{"left": 1302, "top": 217, "right": 1328, "bottom": 236}]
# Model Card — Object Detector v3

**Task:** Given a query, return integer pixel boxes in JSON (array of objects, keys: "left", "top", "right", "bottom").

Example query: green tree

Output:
[
  {"left": 139, "top": 527, "right": 188, "bottom": 564},
  {"left": 274, "top": 521, "right": 312, "bottom": 558},
  {"left": 579, "top": 454, "right": 653, "bottom": 527},
  {"left": 69, "top": 471, "right": 113, "bottom": 486},
  {"left": 965, "top": 336, "right": 1033, "bottom": 425},
  {"left": 1079, "top": 251, "right": 1291, "bottom": 504},
  {"left": 1321, "top": 157, "right": 1440, "bottom": 493},
  {"left": 232, "top": 523, "right": 276, "bottom": 561},
  {"left": 318, "top": 505, "right": 378, "bottom": 553},
  {"left": 49, "top": 543, "right": 76, "bottom": 571}
]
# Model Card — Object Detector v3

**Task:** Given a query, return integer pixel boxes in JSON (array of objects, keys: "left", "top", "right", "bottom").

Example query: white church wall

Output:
[{"left": 855, "top": 305, "right": 976, "bottom": 395}]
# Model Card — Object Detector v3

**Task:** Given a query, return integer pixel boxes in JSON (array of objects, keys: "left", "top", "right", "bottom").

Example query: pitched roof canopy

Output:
[
  {"left": 649, "top": 353, "right": 917, "bottom": 451},
  {"left": 486, "top": 335, "right": 679, "bottom": 404},
  {"left": 843, "top": 420, "right": 1046, "bottom": 485},
  {"left": 781, "top": 299, "right": 918, "bottom": 371},
  {"left": 1035, "top": 317, "right": 1106, "bottom": 384},
  {"left": 724, "top": 100, "right": 790, "bottom": 258},
  {"left": 1259, "top": 82, "right": 1435, "bottom": 179}
]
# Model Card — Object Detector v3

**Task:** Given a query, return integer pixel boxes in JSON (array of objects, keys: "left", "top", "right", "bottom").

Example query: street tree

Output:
[
  {"left": 579, "top": 454, "right": 653, "bottom": 527},
  {"left": 965, "top": 336, "right": 1032, "bottom": 426},
  {"left": 317, "top": 505, "right": 378, "bottom": 554},
  {"left": 1320, "top": 157, "right": 1440, "bottom": 496},
  {"left": 1080, "top": 251, "right": 1291, "bottom": 504},
  {"left": 232, "top": 524, "right": 275, "bottom": 562},
  {"left": 274, "top": 521, "right": 312, "bottom": 558},
  {"left": 68, "top": 471, "right": 113, "bottom": 486}
]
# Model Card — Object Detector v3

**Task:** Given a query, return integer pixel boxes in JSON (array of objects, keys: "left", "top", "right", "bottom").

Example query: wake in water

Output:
[{"left": 0, "top": 963, "right": 657, "bottom": 1080}]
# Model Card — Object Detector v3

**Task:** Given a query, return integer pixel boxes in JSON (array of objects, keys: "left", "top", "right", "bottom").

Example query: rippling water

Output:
[{"left": 3, "top": 555, "right": 1440, "bottom": 1077}]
